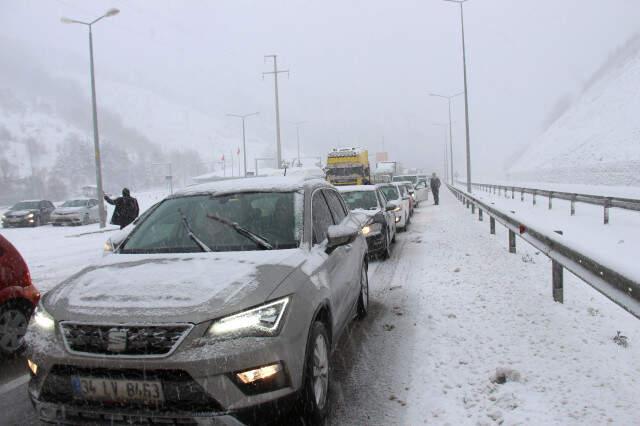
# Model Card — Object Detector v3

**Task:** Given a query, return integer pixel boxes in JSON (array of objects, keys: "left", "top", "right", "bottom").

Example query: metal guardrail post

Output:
[
  {"left": 471, "top": 203, "right": 475, "bottom": 214},
  {"left": 521, "top": 190, "right": 524, "bottom": 202},
  {"left": 553, "top": 230, "right": 564, "bottom": 303},
  {"left": 490, "top": 216, "right": 496, "bottom": 234},
  {"left": 511, "top": 187, "right": 515, "bottom": 199},
  {"left": 548, "top": 192, "right": 553, "bottom": 210},
  {"left": 508, "top": 230, "right": 516, "bottom": 253},
  {"left": 533, "top": 190, "right": 537, "bottom": 206},
  {"left": 604, "top": 198, "right": 611, "bottom": 225},
  {"left": 570, "top": 195, "right": 576, "bottom": 216},
  {"left": 479, "top": 208, "right": 483, "bottom": 221}
]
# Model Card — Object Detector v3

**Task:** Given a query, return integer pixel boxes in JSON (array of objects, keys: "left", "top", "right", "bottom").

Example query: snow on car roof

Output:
[
  {"left": 336, "top": 185, "right": 377, "bottom": 192},
  {"left": 175, "top": 175, "right": 326, "bottom": 197}
]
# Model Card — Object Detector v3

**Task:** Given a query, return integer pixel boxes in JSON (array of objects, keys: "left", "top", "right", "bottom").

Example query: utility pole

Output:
[
  {"left": 292, "top": 121, "right": 305, "bottom": 167},
  {"left": 430, "top": 91, "right": 463, "bottom": 185},
  {"left": 263, "top": 55, "right": 289, "bottom": 169},
  {"left": 227, "top": 112, "right": 259, "bottom": 176},
  {"left": 61, "top": 8, "right": 119, "bottom": 227}
]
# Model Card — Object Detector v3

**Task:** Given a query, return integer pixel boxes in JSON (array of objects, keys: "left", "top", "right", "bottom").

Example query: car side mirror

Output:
[
  {"left": 326, "top": 224, "right": 358, "bottom": 254},
  {"left": 385, "top": 202, "right": 397, "bottom": 212}
]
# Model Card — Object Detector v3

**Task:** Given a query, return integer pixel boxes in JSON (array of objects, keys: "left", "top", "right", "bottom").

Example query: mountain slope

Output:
[{"left": 508, "top": 35, "right": 640, "bottom": 186}]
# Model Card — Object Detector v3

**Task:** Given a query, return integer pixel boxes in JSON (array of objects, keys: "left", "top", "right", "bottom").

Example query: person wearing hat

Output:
[{"left": 104, "top": 188, "right": 140, "bottom": 229}]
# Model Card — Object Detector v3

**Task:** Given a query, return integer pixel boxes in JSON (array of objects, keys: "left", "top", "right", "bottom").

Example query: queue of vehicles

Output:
[{"left": 0, "top": 148, "right": 430, "bottom": 424}]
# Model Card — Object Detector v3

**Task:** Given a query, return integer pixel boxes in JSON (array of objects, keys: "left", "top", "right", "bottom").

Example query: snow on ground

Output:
[
  {"left": 0, "top": 189, "right": 167, "bottom": 292},
  {"left": 328, "top": 189, "right": 640, "bottom": 425},
  {"left": 457, "top": 183, "right": 640, "bottom": 282},
  {"left": 475, "top": 180, "right": 640, "bottom": 200}
]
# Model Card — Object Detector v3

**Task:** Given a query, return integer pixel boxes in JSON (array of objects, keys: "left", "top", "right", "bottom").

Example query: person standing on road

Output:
[
  {"left": 430, "top": 172, "right": 441, "bottom": 205},
  {"left": 104, "top": 188, "right": 140, "bottom": 229}
]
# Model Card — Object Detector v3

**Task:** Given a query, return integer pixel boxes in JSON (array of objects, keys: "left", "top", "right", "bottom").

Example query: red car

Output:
[{"left": 0, "top": 234, "right": 40, "bottom": 356}]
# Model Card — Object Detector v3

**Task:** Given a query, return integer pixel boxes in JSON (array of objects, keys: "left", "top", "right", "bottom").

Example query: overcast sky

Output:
[{"left": 2, "top": 0, "right": 639, "bottom": 178}]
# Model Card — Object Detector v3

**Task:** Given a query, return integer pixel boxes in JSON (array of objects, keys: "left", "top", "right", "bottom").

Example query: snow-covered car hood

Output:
[
  {"left": 53, "top": 207, "right": 86, "bottom": 215},
  {"left": 5, "top": 209, "right": 36, "bottom": 217},
  {"left": 44, "top": 249, "right": 306, "bottom": 324}
]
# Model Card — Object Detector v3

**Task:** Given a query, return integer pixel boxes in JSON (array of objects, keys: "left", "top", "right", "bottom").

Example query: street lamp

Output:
[
  {"left": 227, "top": 112, "right": 259, "bottom": 176},
  {"left": 430, "top": 91, "right": 463, "bottom": 185},
  {"left": 444, "top": 0, "right": 473, "bottom": 192},
  {"left": 292, "top": 121, "right": 305, "bottom": 167},
  {"left": 61, "top": 8, "right": 120, "bottom": 228}
]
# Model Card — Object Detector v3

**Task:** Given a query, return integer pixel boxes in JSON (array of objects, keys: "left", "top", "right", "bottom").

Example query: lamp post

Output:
[
  {"left": 430, "top": 91, "right": 463, "bottom": 185},
  {"left": 61, "top": 8, "right": 119, "bottom": 228},
  {"left": 227, "top": 112, "right": 259, "bottom": 176},
  {"left": 444, "top": 0, "right": 473, "bottom": 192}
]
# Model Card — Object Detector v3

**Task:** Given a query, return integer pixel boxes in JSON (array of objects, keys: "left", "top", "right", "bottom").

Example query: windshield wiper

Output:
[
  {"left": 206, "top": 213, "right": 273, "bottom": 250},
  {"left": 178, "top": 209, "right": 212, "bottom": 252}
]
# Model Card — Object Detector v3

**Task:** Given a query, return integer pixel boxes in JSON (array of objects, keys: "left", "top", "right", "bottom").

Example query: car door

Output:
[
  {"left": 323, "top": 189, "right": 363, "bottom": 320},
  {"left": 309, "top": 190, "right": 354, "bottom": 335},
  {"left": 414, "top": 180, "right": 429, "bottom": 203}
]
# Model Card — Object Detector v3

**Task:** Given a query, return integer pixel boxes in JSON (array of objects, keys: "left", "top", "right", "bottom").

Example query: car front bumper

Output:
[
  {"left": 26, "top": 309, "right": 310, "bottom": 423},
  {"left": 51, "top": 215, "right": 83, "bottom": 226},
  {"left": 365, "top": 232, "right": 386, "bottom": 254},
  {"left": 2, "top": 216, "right": 36, "bottom": 227}
]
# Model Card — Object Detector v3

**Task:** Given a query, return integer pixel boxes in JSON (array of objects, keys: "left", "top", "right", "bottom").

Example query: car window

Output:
[
  {"left": 312, "top": 191, "right": 334, "bottom": 245},
  {"left": 377, "top": 190, "right": 388, "bottom": 207},
  {"left": 341, "top": 190, "right": 378, "bottom": 211},
  {"left": 323, "top": 190, "right": 348, "bottom": 224},
  {"left": 379, "top": 186, "right": 399, "bottom": 201}
]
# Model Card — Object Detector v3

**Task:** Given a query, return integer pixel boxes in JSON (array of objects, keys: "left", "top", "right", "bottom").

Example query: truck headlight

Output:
[
  {"left": 208, "top": 297, "right": 289, "bottom": 339},
  {"left": 362, "top": 223, "right": 382, "bottom": 236}
]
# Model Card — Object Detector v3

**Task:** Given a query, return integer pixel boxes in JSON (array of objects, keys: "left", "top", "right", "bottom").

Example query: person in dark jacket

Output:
[
  {"left": 104, "top": 188, "right": 139, "bottom": 229},
  {"left": 430, "top": 172, "right": 442, "bottom": 205}
]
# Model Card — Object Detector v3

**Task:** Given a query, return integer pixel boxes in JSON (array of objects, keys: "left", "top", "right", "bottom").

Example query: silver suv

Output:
[{"left": 26, "top": 177, "right": 369, "bottom": 424}]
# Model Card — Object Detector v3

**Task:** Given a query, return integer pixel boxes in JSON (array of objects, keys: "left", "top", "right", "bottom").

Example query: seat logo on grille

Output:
[{"left": 107, "top": 329, "right": 128, "bottom": 353}]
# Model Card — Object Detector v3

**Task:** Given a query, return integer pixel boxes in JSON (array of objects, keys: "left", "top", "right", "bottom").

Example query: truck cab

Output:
[{"left": 326, "top": 147, "right": 371, "bottom": 186}]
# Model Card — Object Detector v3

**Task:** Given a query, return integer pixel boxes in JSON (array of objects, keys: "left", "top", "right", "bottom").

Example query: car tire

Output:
[
  {"left": 381, "top": 231, "right": 391, "bottom": 260},
  {"left": 33, "top": 216, "right": 41, "bottom": 227},
  {"left": 82, "top": 214, "right": 90, "bottom": 225},
  {"left": 406, "top": 213, "right": 411, "bottom": 226},
  {"left": 0, "top": 302, "right": 30, "bottom": 357},
  {"left": 356, "top": 262, "right": 369, "bottom": 319},
  {"left": 301, "top": 321, "right": 331, "bottom": 424}
]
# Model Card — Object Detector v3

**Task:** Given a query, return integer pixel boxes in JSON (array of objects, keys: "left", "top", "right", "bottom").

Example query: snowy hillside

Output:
[{"left": 508, "top": 36, "right": 640, "bottom": 186}]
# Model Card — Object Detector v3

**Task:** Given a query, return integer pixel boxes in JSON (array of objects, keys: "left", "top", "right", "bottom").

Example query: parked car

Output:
[
  {"left": 377, "top": 183, "right": 411, "bottom": 231},
  {"left": 0, "top": 234, "right": 40, "bottom": 356},
  {"left": 50, "top": 198, "right": 100, "bottom": 226},
  {"left": 1, "top": 200, "right": 55, "bottom": 228},
  {"left": 338, "top": 185, "right": 397, "bottom": 259},
  {"left": 26, "top": 176, "right": 369, "bottom": 424}
]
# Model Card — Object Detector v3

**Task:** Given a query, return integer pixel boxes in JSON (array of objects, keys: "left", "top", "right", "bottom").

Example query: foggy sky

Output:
[{"left": 2, "top": 0, "right": 639, "bottom": 178}]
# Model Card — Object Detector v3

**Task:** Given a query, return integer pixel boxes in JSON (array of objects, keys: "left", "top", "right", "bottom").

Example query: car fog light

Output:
[
  {"left": 236, "top": 363, "right": 282, "bottom": 384},
  {"left": 395, "top": 216, "right": 400, "bottom": 223},
  {"left": 27, "top": 359, "right": 38, "bottom": 376}
]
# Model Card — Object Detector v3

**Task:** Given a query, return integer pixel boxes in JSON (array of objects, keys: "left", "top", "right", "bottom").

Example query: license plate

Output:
[{"left": 71, "top": 376, "right": 164, "bottom": 404}]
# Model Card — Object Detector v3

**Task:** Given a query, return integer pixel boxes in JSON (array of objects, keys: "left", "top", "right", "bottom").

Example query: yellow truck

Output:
[{"left": 326, "top": 147, "right": 371, "bottom": 186}]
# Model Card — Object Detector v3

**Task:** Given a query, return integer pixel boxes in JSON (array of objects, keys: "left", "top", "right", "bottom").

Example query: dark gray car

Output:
[{"left": 26, "top": 176, "right": 369, "bottom": 424}]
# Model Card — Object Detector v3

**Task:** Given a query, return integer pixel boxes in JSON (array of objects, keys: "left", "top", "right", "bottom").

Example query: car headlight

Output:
[
  {"left": 394, "top": 205, "right": 402, "bottom": 212},
  {"left": 26, "top": 213, "right": 35, "bottom": 219},
  {"left": 32, "top": 303, "right": 55, "bottom": 331},
  {"left": 208, "top": 297, "right": 289, "bottom": 339},
  {"left": 362, "top": 223, "right": 382, "bottom": 236}
]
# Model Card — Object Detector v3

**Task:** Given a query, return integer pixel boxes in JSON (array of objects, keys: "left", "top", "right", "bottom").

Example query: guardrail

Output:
[
  {"left": 447, "top": 184, "right": 640, "bottom": 320},
  {"left": 456, "top": 180, "right": 640, "bottom": 224}
]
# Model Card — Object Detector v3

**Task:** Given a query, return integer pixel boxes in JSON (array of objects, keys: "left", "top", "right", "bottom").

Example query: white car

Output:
[
  {"left": 50, "top": 198, "right": 100, "bottom": 226},
  {"left": 393, "top": 176, "right": 429, "bottom": 206},
  {"left": 376, "top": 183, "right": 411, "bottom": 231}
]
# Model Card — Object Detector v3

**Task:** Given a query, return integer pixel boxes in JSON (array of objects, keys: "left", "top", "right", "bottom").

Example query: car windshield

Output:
[
  {"left": 341, "top": 191, "right": 379, "bottom": 210},
  {"left": 393, "top": 175, "right": 417, "bottom": 184},
  {"left": 120, "top": 191, "right": 302, "bottom": 253},
  {"left": 11, "top": 201, "right": 40, "bottom": 210},
  {"left": 61, "top": 200, "right": 89, "bottom": 207},
  {"left": 379, "top": 186, "right": 399, "bottom": 200}
]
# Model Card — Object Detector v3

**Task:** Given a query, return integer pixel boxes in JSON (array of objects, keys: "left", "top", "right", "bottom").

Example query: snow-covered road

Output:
[
  {"left": 327, "top": 189, "right": 640, "bottom": 425},
  {"left": 0, "top": 189, "right": 638, "bottom": 425}
]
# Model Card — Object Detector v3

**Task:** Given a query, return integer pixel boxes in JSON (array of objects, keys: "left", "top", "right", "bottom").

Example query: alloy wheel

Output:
[
  {"left": 0, "top": 308, "right": 28, "bottom": 354},
  {"left": 312, "top": 334, "right": 329, "bottom": 410}
]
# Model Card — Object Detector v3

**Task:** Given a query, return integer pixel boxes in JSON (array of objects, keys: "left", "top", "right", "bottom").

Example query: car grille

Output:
[
  {"left": 60, "top": 323, "right": 192, "bottom": 357},
  {"left": 40, "top": 366, "right": 222, "bottom": 414}
]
